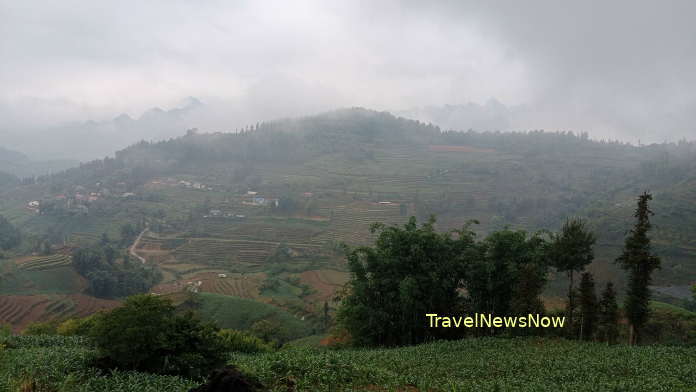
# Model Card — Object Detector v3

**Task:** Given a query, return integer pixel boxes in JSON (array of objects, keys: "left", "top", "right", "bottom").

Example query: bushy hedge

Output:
[
  {"left": 89, "top": 294, "right": 228, "bottom": 379},
  {"left": 218, "top": 329, "right": 274, "bottom": 354}
]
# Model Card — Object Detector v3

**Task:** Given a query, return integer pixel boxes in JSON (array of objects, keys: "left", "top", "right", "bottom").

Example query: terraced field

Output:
[
  {"left": 199, "top": 272, "right": 265, "bottom": 299},
  {"left": 298, "top": 269, "right": 350, "bottom": 303},
  {"left": 15, "top": 254, "right": 72, "bottom": 271},
  {"left": 68, "top": 231, "right": 101, "bottom": 246},
  {"left": 173, "top": 239, "right": 277, "bottom": 265},
  {"left": 191, "top": 219, "right": 326, "bottom": 244},
  {"left": 0, "top": 294, "right": 120, "bottom": 332},
  {"left": 317, "top": 202, "right": 409, "bottom": 244}
]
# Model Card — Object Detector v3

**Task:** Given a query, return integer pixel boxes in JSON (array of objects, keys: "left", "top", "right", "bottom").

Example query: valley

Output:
[{"left": 1, "top": 108, "right": 695, "bottom": 334}]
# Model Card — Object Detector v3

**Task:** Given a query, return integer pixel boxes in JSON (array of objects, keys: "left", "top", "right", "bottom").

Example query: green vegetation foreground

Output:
[{"left": 2, "top": 335, "right": 696, "bottom": 391}]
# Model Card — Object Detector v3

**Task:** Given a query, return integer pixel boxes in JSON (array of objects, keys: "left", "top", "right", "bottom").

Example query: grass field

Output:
[
  {"left": 2, "top": 335, "right": 695, "bottom": 391},
  {"left": 196, "top": 292, "right": 312, "bottom": 340}
]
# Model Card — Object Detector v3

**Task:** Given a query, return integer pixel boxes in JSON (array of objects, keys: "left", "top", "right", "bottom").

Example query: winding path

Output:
[{"left": 129, "top": 228, "right": 148, "bottom": 264}]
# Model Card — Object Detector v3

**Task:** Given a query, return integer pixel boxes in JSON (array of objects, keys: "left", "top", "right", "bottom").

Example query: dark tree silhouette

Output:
[
  {"left": 616, "top": 192, "right": 661, "bottom": 345},
  {"left": 578, "top": 272, "right": 598, "bottom": 341},
  {"left": 598, "top": 281, "right": 619, "bottom": 344},
  {"left": 550, "top": 218, "right": 596, "bottom": 333}
]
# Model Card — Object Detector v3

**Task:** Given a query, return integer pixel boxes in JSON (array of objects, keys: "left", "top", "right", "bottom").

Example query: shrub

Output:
[
  {"left": 0, "top": 323, "right": 11, "bottom": 338},
  {"left": 90, "top": 294, "right": 228, "bottom": 379},
  {"left": 57, "top": 315, "right": 99, "bottom": 336},
  {"left": 23, "top": 321, "right": 59, "bottom": 336},
  {"left": 250, "top": 319, "right": 289, "bottom": 346},
  {"left": 218, "top": 329, "right": 273, "bottom": 354}
]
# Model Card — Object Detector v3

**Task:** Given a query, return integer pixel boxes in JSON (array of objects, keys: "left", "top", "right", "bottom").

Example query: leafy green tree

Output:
[
  {"left": 0, "top": 215, "right": 21, "bottom": 250},
  {"left": 120, "top": 223, "right": 137, "bottom": 245},
  {"left": 578, "top": 272, "right": 598, "bottom": 341},
  {"left": 467, "top": 229, "right": 550, "bottom": 333},
  {"left": 598, "top": 282, "right": 619, "bottom": 344},
  {"left": 90, "top": 294, "right": 226, "bottom": 378},
  {"left": 509, "top": 261, "right": 548, "bottom": 336},
  {"left": 250, "top": 319, "right": 288, "bottom": 345},
  {"left": 616, "top": 192, "right": 661, "bottom": 345},
  {"left": 337, "top": 217, "right": 476, "bottom": 346},
  {"left": 57, "top": 315, "right": 98, "bottom": 336},
  {"left": 72, "top": 245, "right": 160, "bottom": 298},
  {"left": 550, "top": 218, "right": 596, "bottom": 331},
  {"left": 323, "top": 301, "right": 330, "bottom": 330}
]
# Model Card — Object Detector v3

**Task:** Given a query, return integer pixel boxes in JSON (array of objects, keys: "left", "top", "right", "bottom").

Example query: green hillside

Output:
[
  {"left": 1, "top": 108, "right": 696, "bottom": 330},
  {"left": 196, "top": 292, "right": 313, "bottom": 341}
]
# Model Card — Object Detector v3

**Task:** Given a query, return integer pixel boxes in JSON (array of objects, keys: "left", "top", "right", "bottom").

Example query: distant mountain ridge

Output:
[
  {"left": 0, "top": 146, "right": 78, "bottom": 178},
  {"left": 0, "top": 97, "right": 206, "bottom": 162}
]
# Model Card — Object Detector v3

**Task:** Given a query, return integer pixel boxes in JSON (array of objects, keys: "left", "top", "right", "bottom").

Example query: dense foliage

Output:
[
  {"left": 72, "top": 244, "right": 161, "bottom": 298},
  {"left": 218, "top": 329, "right": 274, "bottom": 354},
  {"left": 466, "top": 228, "right": 550, "bottom": 328},
  {"left": 337, "top": 217, "right": 476, "bottom": 346},
  {"left": 0, "top": 215, "right": 21, "bottom": 250},
  {"left": 578, "top": 272, "right": 598, "bottom": 340},
  {"left": 89, "top": 295, "right": 227, "bottom": 379},
  {"left": 549, "top": 218, "right": 596, "bottom": 330},
  {"left": 598, "top": 282, "right": 620, "bottom": 344},
  {"left": 338, "top": 217, "right": 554, "bottom": 346}
]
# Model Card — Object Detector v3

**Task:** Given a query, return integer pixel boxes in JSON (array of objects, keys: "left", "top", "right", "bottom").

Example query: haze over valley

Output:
[{"left": 1, "top": 2, "right": 696, "bottom": 391}]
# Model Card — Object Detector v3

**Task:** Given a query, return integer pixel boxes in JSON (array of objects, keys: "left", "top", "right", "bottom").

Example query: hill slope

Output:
[{"left": 1, "top": 108, "right": 696, "bottom": 329}]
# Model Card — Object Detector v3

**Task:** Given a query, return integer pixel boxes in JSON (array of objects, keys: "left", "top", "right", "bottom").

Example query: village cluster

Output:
[{"left": 26, "top": 182, "right": 138, "bottom": 215}]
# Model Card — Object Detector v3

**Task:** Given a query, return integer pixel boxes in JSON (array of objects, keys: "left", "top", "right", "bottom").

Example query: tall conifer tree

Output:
[
  {"left": 616, "top": 192, "right": 661, "bottom": 345},
  {"left": 598, "top": 281, "right": 619, "bottom": 344},
  {"left": 578, "top": 272, "right": 598, "bottom": 341}
]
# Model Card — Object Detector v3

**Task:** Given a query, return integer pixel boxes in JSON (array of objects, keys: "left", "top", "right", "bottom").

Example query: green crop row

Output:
[{"left": 3, "top": 335, "right": 696, "bottom": 392}]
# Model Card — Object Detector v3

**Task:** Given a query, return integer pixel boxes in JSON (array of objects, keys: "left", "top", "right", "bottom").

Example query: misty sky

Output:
[{"left": 2, "top": 0, "right": 696, "bottom": 144}]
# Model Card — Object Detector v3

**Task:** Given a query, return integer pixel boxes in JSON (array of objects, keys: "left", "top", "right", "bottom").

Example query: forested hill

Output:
[{"left": 4, "top": 108, "right": 696, "bottom": 289}]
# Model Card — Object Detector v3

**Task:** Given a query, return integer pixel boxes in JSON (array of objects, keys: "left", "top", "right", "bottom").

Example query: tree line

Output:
[{"left": 337, "top": 192, "right": 661, "bottom": 347}]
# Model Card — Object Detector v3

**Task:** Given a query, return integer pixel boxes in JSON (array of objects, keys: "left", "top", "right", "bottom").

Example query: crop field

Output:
[
  {"left": 152, "top": 272, "right": 265, "bottom": 298},
  {"left": 298, "top": 269, "right": 350, "bottom": 302},
  {"left": 0, "top": 336, "right": 196, "bottom": 392},
  {"left": 15, "top": 254, "right": 71, "bottom": 271},
  {"left": 231, "top": 337, "right": 696, "bottom": 391},
  {"left": 4, "top": 336, "right": 694, "bottom": 392},
  {"left": 173, "top": 239, "right": 277, "bottom": 265},
  {"left": 317, "top": 202, "right": 409, "bottom": 244},
  {"left": 0, "top": 266, "right": 85, "bottom": 295},
  {"left": 199, "top": 272, "right": 265, "bottom": 299},
  {"left": 190, "top": 219, "right": 326, "bottom": 244},
  {"left": 0, "top": 294, "right": 120, "bottom": 332}
]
